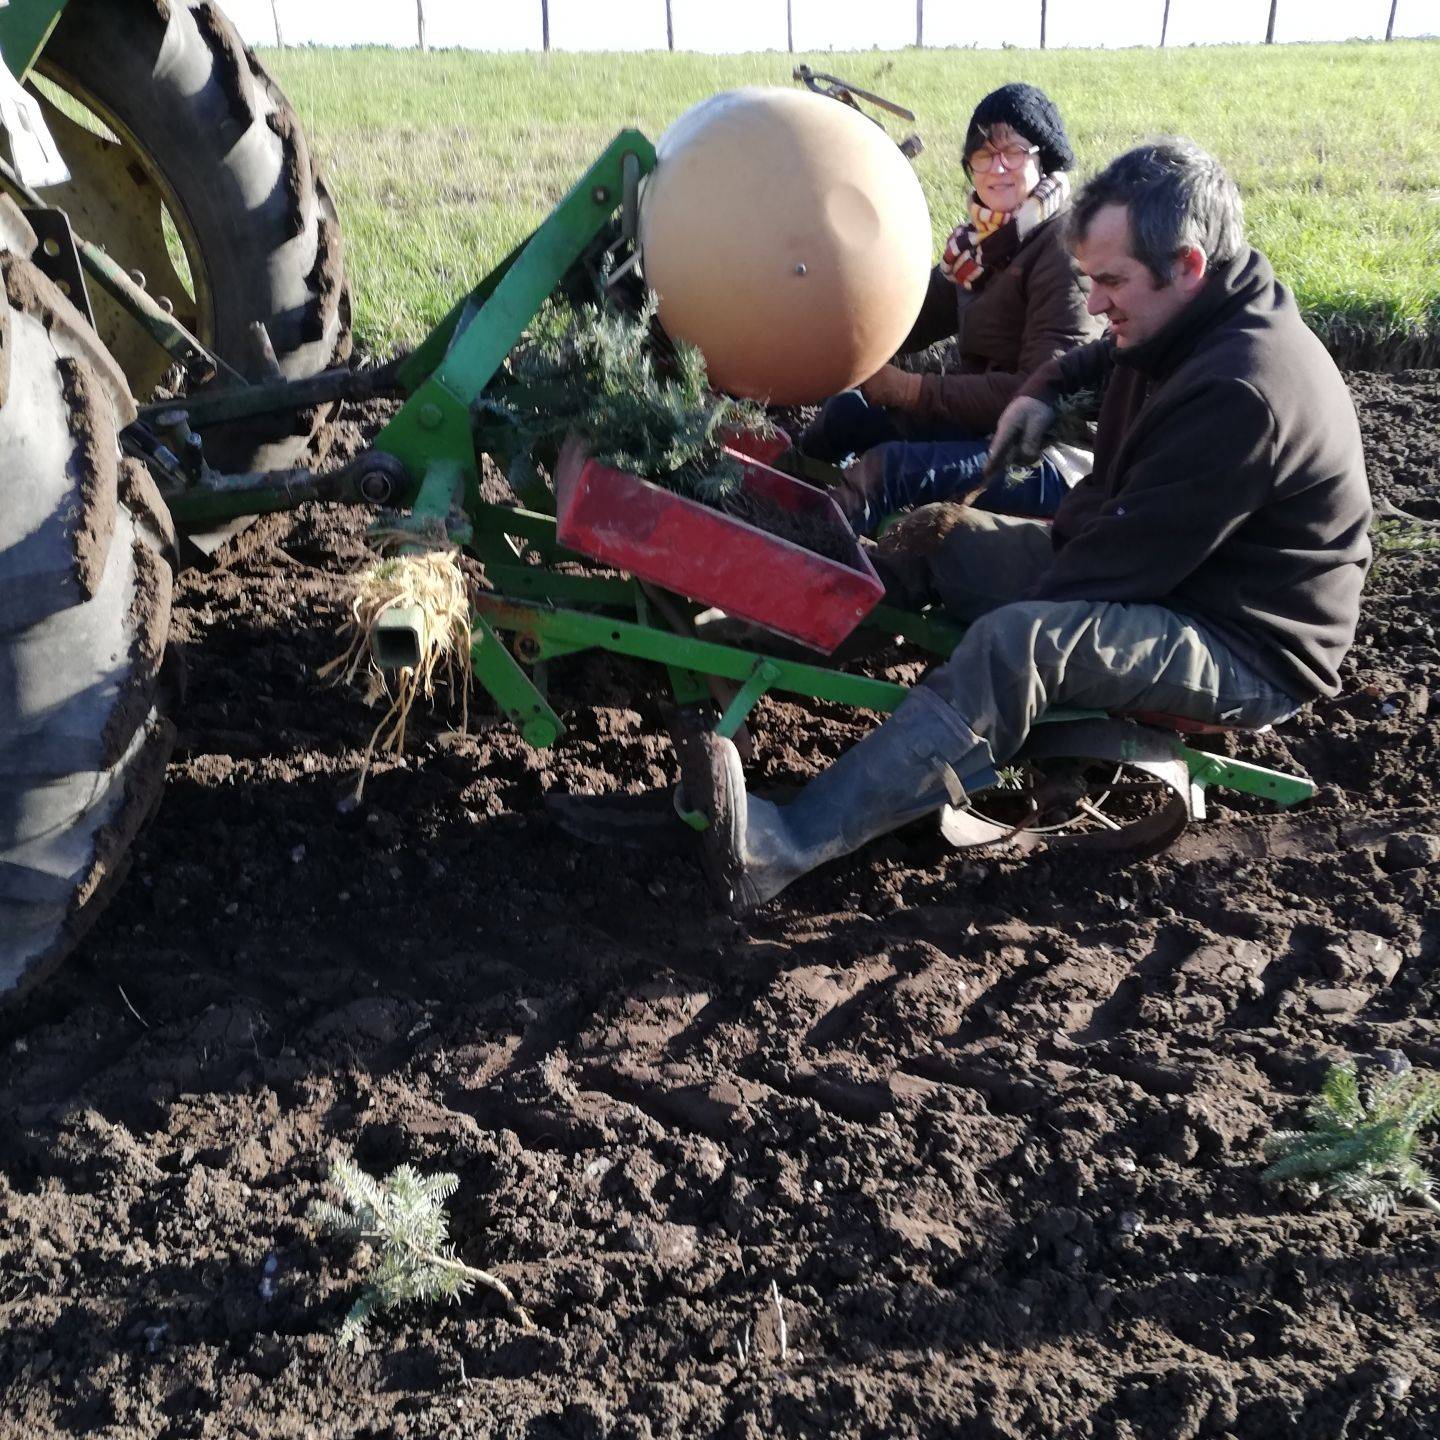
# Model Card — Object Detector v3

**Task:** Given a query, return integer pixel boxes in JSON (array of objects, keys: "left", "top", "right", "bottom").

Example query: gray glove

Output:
[{"left": 986, "top": 395, "right": 1056, "bottom": 476}]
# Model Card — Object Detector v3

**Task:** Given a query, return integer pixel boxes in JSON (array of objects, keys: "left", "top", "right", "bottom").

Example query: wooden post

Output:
[
  {"left": 665, "top": 0, "right": 674, "bottom": 50},
  {"left": 269, "top": 0, "right": 284, "bottom": 47},
  {"left": 541, "top": 0, "right": 550, "bottom": 51},
  {"left": 786, "top": 0, "right": 793, "bottom": 52},
  {"left": 916, "top": 0, "right": 924, "bottom": 47},
  {"left": 1160, "top": 0, "right": 1171, "bottom": 46},
  {"left": 1386, "top": 0, "right": 1399, "bottom": 39},
  {"left": 416, "top": 0, "right": 427, "bottom": 51},
  {"left": 1265, "top": 0, "right": 1278, "bottom": 42},
  {"left": 1039, "top": 0, "right": 1047, "bottom": 48}
]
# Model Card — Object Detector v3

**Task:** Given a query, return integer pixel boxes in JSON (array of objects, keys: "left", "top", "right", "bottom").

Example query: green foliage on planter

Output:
[{"left": 479, "top": 293, "right": 774, "bottom": 504}]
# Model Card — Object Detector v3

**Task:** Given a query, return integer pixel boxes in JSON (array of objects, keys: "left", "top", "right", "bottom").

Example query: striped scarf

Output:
[{"left": 939, "top": 172, "right": 1071, "bottom": 291}]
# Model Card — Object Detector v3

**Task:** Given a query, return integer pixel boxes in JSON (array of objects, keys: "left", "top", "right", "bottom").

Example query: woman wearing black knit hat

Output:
[{"left": 802, "top": 82, "right": 1102, "bottom": 536}]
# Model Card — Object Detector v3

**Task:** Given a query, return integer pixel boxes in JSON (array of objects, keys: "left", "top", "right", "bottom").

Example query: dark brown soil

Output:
[{"left": 2, "top": 372, "right": 1438, "bottom": 1440}]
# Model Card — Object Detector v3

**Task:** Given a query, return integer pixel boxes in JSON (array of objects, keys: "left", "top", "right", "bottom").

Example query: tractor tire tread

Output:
[
  {"left": 41, "top": 0, "right": 351, "bottom": 472},
  {"left": 0, "top": 220, "right": 176, "bottom": 1001},
  {"left": 0, "top": 224, "right": 141, "bottom": 633}
]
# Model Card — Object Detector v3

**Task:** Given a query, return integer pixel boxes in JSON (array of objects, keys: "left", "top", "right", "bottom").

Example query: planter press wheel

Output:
[
  {"left": 542, "top": 709, "right": 740, "bottom": 850},
  {"left": 670, "top": 714, "right": 739, "bottom": 829},
  {"left": 941, "top": 717, "right": 1195, "bottom": 860},
  {"left": 670, "top": 720, "right": 752, "bottom": 906}
]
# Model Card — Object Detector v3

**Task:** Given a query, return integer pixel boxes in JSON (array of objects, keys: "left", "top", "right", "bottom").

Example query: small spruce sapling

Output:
[
  {"left": 309, "top": 1157, "right": 533, "bottom": 1343},
  {"left": 1262, "top": 1061, "right": 1440, "bottom": 1219}
]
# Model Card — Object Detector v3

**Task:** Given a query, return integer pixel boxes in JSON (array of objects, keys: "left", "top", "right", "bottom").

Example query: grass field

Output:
[{"left": 262, "top": 40, "right": 1440, "bottom": 367}]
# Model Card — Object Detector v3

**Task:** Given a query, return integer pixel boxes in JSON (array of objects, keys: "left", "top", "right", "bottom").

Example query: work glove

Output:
[
  {"left": 859, "top": 363, "right": 924, "bottom": 411},
  {"left": 986, "top": 394, "right": 1055, "bottom": 475}
]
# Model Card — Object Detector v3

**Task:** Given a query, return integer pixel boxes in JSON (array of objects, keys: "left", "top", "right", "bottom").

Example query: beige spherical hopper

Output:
[{"left": 639, "top": 87, "right": 933, "bottom": 406}]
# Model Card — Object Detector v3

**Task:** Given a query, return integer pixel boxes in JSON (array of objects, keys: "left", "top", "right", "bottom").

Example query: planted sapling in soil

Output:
[
  {"left": 1262, "top": 1061, "right": 1440, "bottom": 1219},
  {"left": 309, "top": 1156, "right": 533, "bottom": 1343}
]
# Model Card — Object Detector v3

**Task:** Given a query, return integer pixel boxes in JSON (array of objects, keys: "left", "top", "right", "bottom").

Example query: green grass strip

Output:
[{"left": 265, "top": 40, "right": 1440, "bottom": 369}]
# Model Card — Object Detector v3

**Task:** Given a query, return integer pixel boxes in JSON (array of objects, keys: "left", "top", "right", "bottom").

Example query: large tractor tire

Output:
[
  {"left": 0, "top": 199, "right": 178, "bottom": 1001},
  {"left": 32, "top": 0, "right": 351, "bottom": 474}
]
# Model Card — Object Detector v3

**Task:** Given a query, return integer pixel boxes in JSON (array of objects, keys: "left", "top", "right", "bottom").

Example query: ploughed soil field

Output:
[{"left": 2, "top": 371, "right": 1438, "bottom": 1440}]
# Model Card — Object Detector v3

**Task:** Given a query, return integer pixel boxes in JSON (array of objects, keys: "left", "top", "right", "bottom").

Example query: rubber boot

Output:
[{"left": 693, "top": 687, "right": 997, "bottom": 915}]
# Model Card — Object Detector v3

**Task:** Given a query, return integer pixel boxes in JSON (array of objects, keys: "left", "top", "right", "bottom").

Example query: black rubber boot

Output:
[{"left": 692, "top": 688, "right": 997, "bottom": 915}]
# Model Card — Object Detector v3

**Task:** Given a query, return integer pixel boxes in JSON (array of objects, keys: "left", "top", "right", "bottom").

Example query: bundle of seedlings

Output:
[
  {"left": 898, "top": 339, "right": 1100, "bottom": 488},
  {"left": 320, "top": 542, "right": 472, "bottom": 796},
  {"left": 480, "top": 294, "right": 854, "bottom": 562}
]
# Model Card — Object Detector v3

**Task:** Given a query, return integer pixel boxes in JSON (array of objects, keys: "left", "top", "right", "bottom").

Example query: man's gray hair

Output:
[{"left": 1068, "top": 139, "right": 1246, "bottom": 285}]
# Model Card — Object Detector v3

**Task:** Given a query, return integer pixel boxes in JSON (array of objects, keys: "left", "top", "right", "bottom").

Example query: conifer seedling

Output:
[
  {"left": 1262, "top": 1061, "right": 1440, "bottom": 1219},
  {"left": 310, "top": 1157, "right": 533, "bottom": 1343},
  {"left": 478, "top": 291, "right": 774, "bottom": 505}
]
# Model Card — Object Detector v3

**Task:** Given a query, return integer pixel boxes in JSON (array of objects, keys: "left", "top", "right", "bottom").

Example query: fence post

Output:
[
  {"left": 541, "top": 0, "right": 550, "bottom": 52},
  {"left": 416, "top": 0, "right": 427, "bottom": 51},
  {"left": 1265, "top": 0, "right": 1278, "bottom": 42}
]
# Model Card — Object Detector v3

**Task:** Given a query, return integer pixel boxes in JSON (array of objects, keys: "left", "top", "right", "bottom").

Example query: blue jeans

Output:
[{"left": 801, "top": 389, "right": 1068, "bottom": 538}]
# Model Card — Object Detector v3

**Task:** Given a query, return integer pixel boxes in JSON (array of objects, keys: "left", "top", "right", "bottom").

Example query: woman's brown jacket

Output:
[{"left": 900, "top": 209, "right": 1102, "bottom": 434}]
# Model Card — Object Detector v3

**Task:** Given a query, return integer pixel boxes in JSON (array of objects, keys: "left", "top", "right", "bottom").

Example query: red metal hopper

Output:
[
  {"left": 554, "top": 435, "right": 883, "bottom": 654},
  {"left": 717, "top": 425, "right": 793, "bottom": 467}
]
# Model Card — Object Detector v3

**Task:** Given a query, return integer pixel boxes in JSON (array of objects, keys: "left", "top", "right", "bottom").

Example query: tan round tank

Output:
[{"left": 639, "top": 87, "right": 933, "bottom": 406}]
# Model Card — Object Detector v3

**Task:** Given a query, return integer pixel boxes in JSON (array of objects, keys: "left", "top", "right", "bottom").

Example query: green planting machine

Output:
[{"left": 0, "top": 3, "right": 1316, "bottom": 998}]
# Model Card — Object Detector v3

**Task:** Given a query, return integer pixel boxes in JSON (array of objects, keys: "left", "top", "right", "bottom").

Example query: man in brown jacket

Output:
[{"left": 693, "top": 139, "right": 1371, "bottom": 915}]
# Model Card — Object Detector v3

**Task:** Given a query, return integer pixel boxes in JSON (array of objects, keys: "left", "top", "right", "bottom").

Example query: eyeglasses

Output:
[{"left": 968, "top": 143, "right": 1040, "bottom": 174}]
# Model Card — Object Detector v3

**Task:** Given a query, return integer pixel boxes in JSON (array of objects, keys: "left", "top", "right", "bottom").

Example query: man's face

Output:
[{"left": 1073, "top": 203, "right": 1206, "bottom": 348}]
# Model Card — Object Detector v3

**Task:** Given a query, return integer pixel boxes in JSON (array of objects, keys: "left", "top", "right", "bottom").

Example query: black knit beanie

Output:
[{"left": 964, "top": 83, "right": 1075, "bottom": 175}]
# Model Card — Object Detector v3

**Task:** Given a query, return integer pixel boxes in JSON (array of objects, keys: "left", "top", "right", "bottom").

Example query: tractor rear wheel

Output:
[
  {"left": 0, "top": 199, "right": 178, "bottom": 1002},
  {"left": 32, "top": 0, "right": 351, "bottom": 474}
]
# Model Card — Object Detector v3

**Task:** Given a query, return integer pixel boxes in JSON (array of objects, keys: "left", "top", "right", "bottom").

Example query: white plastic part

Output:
[{"left": 0, "top": 53, "right": 71, "bottom": 189}]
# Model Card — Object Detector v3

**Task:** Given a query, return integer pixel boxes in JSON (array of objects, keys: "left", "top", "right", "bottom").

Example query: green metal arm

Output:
[
  {"left": 471, "top": 616, "right": 563, "bottom": 747},
  {"left": 161, "top": 465, "right": 367, "bottom": 529},
  {"left": 0, "top": 0, "right": 69, "bottom": 80},
  {"left": 372, "top": 130, "right": 657, "bottom": 513},
  {"left": 1180, "top": 747, "right": 1316, "bottom": 807},
  {"left": 468, "top": 586, "right": 1316, "bottom": 811},
  {"left": 470, "top": 594, "right": 912, "bottom": 753}
]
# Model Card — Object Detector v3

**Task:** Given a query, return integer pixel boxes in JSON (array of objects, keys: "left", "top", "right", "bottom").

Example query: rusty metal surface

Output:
[{"left": 32, "top": 87, "right": 200, "bottom": 391}]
